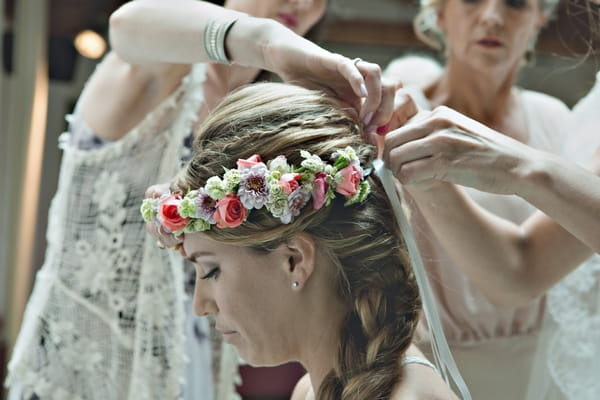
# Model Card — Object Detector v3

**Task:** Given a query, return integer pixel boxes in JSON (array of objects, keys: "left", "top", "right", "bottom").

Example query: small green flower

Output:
[
  {"left": 269, "top": 181, "right": 283, "bottom": 197},
  {"left": 269, "top": 170, "right": 282, "bottom": 181},
  {"left": 223, "top": 169, "right": 241, "bottom": 192},
  {"left": 140, "top": 198, "right": 156, "bottom": 222},
  {"left": 178, "top": 196, "right": 198, "bottom": 219},
  {"left": 345, "top": 181, "right": 370, "bottom": 206},
  {"left": 267, "top": 194, "right": 288, "bottom": 218},
  {"left": 182, "top": 218, "right": 211, "bottom": 233},
  {"left": 324, "top": 186, "right": 336, "bottom": 206},
  {"left": 333, "top": 147, "right": 358, "bottom": 170},
  {"left": 333, "top": 171, "right": 344, "bottom": 185},
  {"left": 269, "top": 156, "right": 290, "bottom": 175},
  {"left": 300, "top": 150, "right": 325, "bottom": 172},
  {"left": 205, "top": 176, "right": 227, "bottom": 200}
]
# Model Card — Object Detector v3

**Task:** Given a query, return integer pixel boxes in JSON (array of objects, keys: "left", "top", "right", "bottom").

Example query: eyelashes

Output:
[{"left": 200, "top": 266, "right": 221, "bottom": 280}]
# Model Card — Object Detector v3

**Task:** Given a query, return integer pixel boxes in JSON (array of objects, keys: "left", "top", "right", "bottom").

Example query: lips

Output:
[
  {"left": 277, "top": 13, "right": 298, "bottom": 29},
  {"left": 477, "top": 38, "right": 502, "bottom": 48},
  {"left": 219, "top": 330, "right": 238, "bottom": 344},
  {"left": 216, "top": 326, "right": 236, "bottom": 335}
]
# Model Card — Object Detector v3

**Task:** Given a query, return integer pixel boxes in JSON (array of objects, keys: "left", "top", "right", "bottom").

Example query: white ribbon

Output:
[{"left": 373, "top": 159, "right": 472, "bottom": 400}]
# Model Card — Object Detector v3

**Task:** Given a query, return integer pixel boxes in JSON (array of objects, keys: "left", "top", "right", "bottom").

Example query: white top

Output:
[
  {"left": 407, "top": 87, "right": 570, "bottom": 342},
  {"left": 526, "top": 71, "right": 600, "bottom": 400},
  {"left": 303, "top": 356, "right": 440, "bottom": 400},
  {"left": 403, "top": 85, "right": 571, "bottom": 399},
  {"left": 6, "top": 64, "right": 214, "bottom": 400}
]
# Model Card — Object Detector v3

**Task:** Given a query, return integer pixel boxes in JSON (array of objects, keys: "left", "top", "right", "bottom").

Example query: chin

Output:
[{"left": 237, "top": 348, "right": 289, "bottom": 368}]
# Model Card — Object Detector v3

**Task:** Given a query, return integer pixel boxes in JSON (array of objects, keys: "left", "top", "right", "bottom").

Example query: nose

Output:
[
  {"left": 288, "top": 0, "right": 314, "bottom": 11},
  {"left": 479, "top": 0, "right": 505, "bottom": 27},
  {"left": 193, "top": 275, "right": 218, "bottom": 316}
]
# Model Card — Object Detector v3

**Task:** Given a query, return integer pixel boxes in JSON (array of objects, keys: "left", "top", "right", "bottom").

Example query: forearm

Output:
[
  {"left": 407, "top": 152, "right": 597, "bottom": 306},
  {"left": 109, "top": 0, "right": 278, "bottom": 67},
  {"left": 515, "top": 149, "right": 600, "bottom": 253},
  {"left": 406, "top": 183, "right": 535, "bottom": 306}
]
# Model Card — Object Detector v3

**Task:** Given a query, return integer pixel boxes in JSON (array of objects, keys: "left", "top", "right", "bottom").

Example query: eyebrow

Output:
[{"left": 185, "top": 251, "right": 214, "bottom": 264}]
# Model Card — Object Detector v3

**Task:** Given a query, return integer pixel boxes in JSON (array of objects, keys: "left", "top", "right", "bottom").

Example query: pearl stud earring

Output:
[{"left": 292, "top": 281, "right": 299, "bottom": 288}]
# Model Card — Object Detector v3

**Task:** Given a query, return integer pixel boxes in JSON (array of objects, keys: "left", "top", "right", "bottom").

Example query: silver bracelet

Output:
[{"left": 203, "top": 17, "right": 240, "bottom": 65}]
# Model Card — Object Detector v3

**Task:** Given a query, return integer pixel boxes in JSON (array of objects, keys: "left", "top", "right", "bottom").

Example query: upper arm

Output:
[
  {"left": 383, "top": 55, "right": 442, "bottom": 91},
  {"left": 290, "top": 373, "right": 311, "bottom": 400},
  {"left": 80, "top": 52, "right": 189, "bottom": 141}
]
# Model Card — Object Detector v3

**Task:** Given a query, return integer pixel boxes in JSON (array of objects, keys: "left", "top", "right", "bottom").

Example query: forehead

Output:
[{"left": 183, "top": 233, "right": 234, "bottom": 257}]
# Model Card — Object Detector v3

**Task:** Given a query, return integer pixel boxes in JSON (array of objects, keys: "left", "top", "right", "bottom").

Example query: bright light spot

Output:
[{"left": 74, "top": 30, "right": 106, "bottom": 59}]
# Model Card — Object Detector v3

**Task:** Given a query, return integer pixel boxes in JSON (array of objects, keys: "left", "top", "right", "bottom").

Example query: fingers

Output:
[
  {"left": 146, "top": 219, "right": 184, "bottom": 249},
  {"left": 145, "top": 182, "right": 170, "bottom": 199},
  {"left": 386, "top": 135, "right": 436, "bottom": 177},
  {"left": 365, "top": 78, "right": 396, "bottom": 132},
  {"left": 393, "top": 156, "right": 449, "bottom": 186},
  {"left": 390, "top": 91, "right": 419, "bottom": 129},
  {"left": 354, "top": 60, "right": 383, "bottom": 123},
  {"left": 382, "top": 109, "right": 448, "bottom": 152},
  {"left": 336, "top": 55, "right": 369, "bottom": 109}
]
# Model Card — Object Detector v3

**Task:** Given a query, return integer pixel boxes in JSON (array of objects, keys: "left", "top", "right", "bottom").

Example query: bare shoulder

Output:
[
  {"left": 383, "top": 55, "right": 442, "bottom": 90},
  {"left": 291, "top": 373, "right": 311, "bottom": 400},
  {"left": 390, "top": 345, "right": 459, "bottom": 400},
  {"left": 81, "top": 52, "right": 190, "bottom": 141},
  {"left": 520, "top": 89, "right": 570, "bottom": 115}
]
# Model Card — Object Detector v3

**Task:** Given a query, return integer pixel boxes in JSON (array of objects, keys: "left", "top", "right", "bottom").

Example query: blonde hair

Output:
[{"left": 175, "top": 83, "right": 421, "bottom": 400}]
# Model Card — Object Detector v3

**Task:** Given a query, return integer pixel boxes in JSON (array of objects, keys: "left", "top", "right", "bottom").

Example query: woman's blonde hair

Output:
[{"left": 175, "top": 82, "right": 421, "bottom": 400}]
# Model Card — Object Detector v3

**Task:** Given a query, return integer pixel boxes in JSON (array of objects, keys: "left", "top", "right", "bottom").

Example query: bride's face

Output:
[{"left": 183, "top": 233, "right": 300, "bottom": 366}]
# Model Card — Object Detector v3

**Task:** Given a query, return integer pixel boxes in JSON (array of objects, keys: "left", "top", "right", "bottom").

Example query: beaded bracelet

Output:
[{"left": 203, "top": 17, "right": 240, "bottom": 65}]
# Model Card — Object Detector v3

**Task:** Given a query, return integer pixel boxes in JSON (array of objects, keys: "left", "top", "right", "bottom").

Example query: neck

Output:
[
  {"left": 199, "top": 63, "right": 261, "bottom": 124},
  {"left": 428, "top": 58, "right": 520, "bottom": 126},
  {"left": 293, "top": 284, "right": 348, "bottom": 395},
  {"left": 209, "top": 63, "right": 261, "bottom": 92}
]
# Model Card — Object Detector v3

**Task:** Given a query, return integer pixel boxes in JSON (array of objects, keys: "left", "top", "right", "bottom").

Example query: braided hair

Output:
[{"left": 175, "top": 82, "right": 421, "bottom": 400}]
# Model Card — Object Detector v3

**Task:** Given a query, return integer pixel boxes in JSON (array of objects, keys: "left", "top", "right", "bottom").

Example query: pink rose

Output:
[
  {"left": 279, "top": 173, "right": 302, "bottom": 195},
  {"left": 158, "top": 194, "right": 190, "bottom": 232},
  {"left": 214, "top": 194, "right": 247, "bottom": 228},
  {"left": 312, "top": 172, "right": 328, "bottom": 210},
  {"left": 237, "top": 154, "right": 262, "bottom": 170},
  {"left": 336, "top": 165, "right": 361, "bottom": 197}
]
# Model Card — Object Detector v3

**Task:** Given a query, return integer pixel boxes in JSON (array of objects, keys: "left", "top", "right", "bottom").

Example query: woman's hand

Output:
[
  {"left": 255, "top": 21, "right": 396, "bottom": 128},
  {"left": 365, "top": 87, "right": 419, "bottom": 157},
  {"left": 380, "top": 105, "right": 536, "bottom": 194}
]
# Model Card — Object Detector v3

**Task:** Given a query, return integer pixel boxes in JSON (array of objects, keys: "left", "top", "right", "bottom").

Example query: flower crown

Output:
[{"left": 141, "top": 147, "right": 371, "bottom": 235}]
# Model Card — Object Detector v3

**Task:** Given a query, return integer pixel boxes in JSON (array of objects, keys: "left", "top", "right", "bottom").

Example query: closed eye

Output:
[{"left": 200, "top": 266, "right": 220, "bottom": 280}]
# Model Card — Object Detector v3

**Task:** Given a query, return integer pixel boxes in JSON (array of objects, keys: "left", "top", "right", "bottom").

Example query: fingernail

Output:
[
  {"left": 360, "top": 84, "right": 368, "bottom": 97},
  {"left": 376, "top": 124, "right": 389, "bottom": 136},
  {"left": 363, "top": 111, "right": 374, "bottom": 126}
]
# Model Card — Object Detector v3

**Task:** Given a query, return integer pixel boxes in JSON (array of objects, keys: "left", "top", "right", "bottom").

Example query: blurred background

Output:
[{"left": 0, "top": 0, "right": 598, "bottom": 399}]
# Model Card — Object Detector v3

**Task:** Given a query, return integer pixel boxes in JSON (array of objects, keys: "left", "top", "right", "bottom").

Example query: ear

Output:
[
  {"left": 436, "top": 8, "right": 446, "bottom": 33},
  {"left": 281, "top": 232, "right": 317, "bottom": 291}
]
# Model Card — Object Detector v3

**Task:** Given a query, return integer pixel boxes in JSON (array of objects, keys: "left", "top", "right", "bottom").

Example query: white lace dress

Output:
[
  {"left": 5, "top": 63, "right": 236, "bottom": 400},
  {"left": 525, "top": 71, "right": 600, "bottom": 400}
]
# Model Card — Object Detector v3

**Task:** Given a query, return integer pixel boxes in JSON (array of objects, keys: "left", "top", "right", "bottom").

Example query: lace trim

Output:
[
  {"left": 60, "top": 64, "right": 207, "bottom": 165},
  {"left": 545, "top": 255, "right": 600, "bottom": 399},
  {"left": 6, "top": 64, "right": 208, "bottom": 400}
]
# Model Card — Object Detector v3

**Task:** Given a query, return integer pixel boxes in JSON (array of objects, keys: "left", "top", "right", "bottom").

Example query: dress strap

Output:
[{"left": 400, "top": 356, "right": 440, "bottom": 376}]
